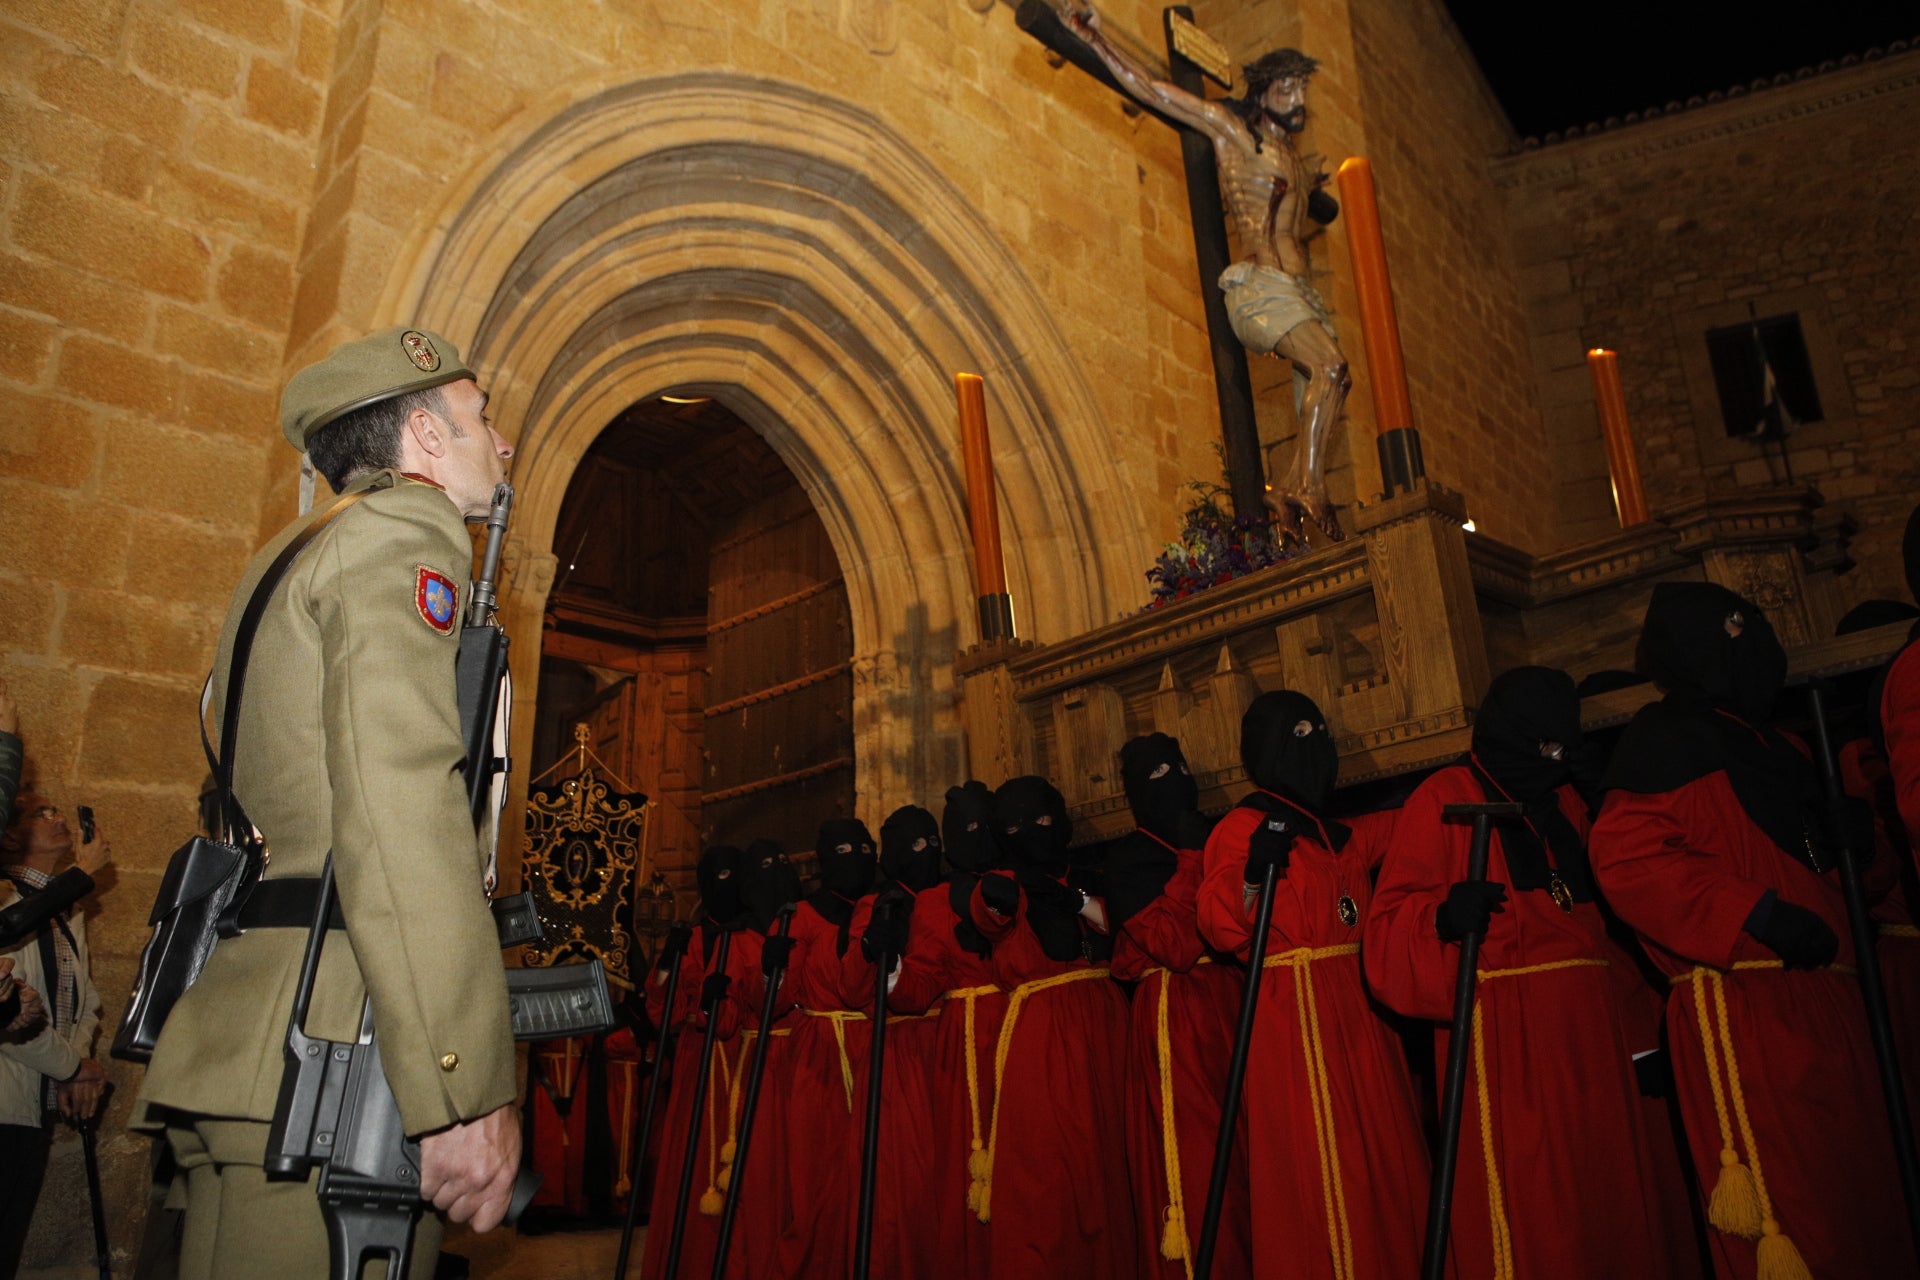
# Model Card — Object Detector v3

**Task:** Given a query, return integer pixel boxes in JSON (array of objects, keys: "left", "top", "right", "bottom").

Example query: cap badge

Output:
[
  {"left": 415, "top": 566, "right": 459, "bottom": 635},
  {"left": 401, "top": 330, "right": 441, "bottom": 373}
]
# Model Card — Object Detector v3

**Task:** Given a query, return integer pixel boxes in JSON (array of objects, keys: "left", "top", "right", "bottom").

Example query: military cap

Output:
[{"left": 279, "top": 326, "right": 475, "bottom": 450}]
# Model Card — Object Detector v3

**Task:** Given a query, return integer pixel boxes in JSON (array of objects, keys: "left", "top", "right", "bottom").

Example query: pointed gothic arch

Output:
[{"left": 376, "top": 71, "right": 1148, "bottom": 818}]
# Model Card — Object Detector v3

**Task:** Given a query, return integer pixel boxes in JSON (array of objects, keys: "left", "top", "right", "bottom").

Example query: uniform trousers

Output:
[{"left": 164, "top": 1116, "right": 442, "bottom": 1280}]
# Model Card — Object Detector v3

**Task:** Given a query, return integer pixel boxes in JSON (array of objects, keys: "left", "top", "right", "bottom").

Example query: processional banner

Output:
[{"left": 520, "top": 768, "right": 649, "bottom": 986}]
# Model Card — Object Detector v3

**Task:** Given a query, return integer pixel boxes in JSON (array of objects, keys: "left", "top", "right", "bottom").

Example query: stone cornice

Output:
[{"left": 1490, "top": 48, "right": 1920, "bottom": 189}]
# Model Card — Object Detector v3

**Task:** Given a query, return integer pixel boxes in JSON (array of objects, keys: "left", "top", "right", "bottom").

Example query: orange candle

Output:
[
  {"left": 1586, "top": 348, "right": 1650, "bottom": 527},
  {"left": 1335, "top": 157, "right": 1413, "bottom": 434},
  {"left": 955, "top": 372, "right": 1008, "bottom": 597}
]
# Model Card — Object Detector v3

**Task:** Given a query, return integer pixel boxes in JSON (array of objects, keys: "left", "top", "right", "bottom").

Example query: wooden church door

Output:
[{"left": 700, "top": 480, "right": 855, "bottom": 862}]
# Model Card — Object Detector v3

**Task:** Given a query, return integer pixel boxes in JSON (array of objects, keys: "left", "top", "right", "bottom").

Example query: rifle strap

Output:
[{"left": 197, "top": 489, "right": 370, "bottom": 916}]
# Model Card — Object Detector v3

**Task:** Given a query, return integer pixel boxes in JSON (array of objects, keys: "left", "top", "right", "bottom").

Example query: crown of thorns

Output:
[{"left": 1242, "top": 48, "right": 1319, "bottom": 92}]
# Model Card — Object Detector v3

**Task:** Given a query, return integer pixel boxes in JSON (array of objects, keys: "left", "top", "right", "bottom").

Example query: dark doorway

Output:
[{"left": 534, "top": 396, "right": 855, "bottom": 891}]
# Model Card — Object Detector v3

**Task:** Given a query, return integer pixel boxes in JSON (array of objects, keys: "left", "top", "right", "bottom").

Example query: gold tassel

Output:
[
  {"left": 717, "top": 1164, "right": 732, "bottom": 1192},
  {"left": 965, "top": 1177, "right": 982, "bottom": 1216},
  {"left": 1754, "top": 1220, "right": 1812, "bottom": 1280},
  {"left": 720, "top": 1139, "right": 737, "bottom": 1166},
  {"left": 1707, "top": 1148, "right": 1764, "bottom": 1240},
  {"left": 699, "top": 1185, "right": 724, "bottom": 1216},
  {"left": 967, "top": 1143, "right": 988, "bottom": 1181},
  {"left": 1160, "top": 1206, "right": 1188, "bottom": 1261}
]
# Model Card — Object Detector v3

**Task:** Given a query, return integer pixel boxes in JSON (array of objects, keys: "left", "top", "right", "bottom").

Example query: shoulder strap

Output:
[{"left": 209, "top": 488, "right": 373, "bottom": 841}]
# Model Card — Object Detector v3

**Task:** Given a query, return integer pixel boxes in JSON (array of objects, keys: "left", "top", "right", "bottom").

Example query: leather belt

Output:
[{"left": 235, "top": 877, "right": 345, "bottom": 931}]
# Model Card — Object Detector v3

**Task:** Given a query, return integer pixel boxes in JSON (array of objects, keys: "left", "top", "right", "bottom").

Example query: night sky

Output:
[{"left": 1442, "top": 0, "right": 1918, "bottom": 140}]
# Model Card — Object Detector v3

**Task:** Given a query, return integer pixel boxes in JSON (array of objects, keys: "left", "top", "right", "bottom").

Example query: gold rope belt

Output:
[
  {"left": 1260, "top": 944, "right": 1363, "bottom": 1280},
  {"left": 798, "top": 1008, "right": 869, "bottom": 1112},
  {"left": 974, "top": 967, "right": 1111, "bottom": 1223},
  {"left": 1468, "top": 957, "right": 1611, "bottom": 1280},
  {"left": 1669, "top": 959, "right": 1852, "bottom": 1277},
  {"left": 708, "top": 1026, "right": 794, "bottom": 1208},
  {"left": 1882, "top": 923, "right": 1920, "bottom": 940},
  {"left": 1137, "top": 955, "right": 1217, "bottom": 1277},
  {"left": 944, "top": 984, "right": 1004, "bottom": 1213},
  {"left": 696, "top": 1037, "right": 741, "bottom": 1214}
]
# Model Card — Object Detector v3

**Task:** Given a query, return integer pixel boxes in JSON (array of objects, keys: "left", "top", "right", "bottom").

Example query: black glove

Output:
[
  {"left": 1243, "top": 814, "right": 1294, "bottom": 887},
  {"left": 699, "top": 971, "right": 732, "bottom": 1008},
  {"left": 862, "top": 891, "right": 912, "bottom": 965},
  {"left": 1633, "top": 1048, "right": 1675, "bottom": 1100},
  {"left": 1743, "top": 891, "right": 1838, "bottom": 970},
  {"left": 760, "top": 934, "right": 796, "bottom": 978},
  {"left": 1020, "top": 872, "right": 1084, "bottom": 916},
  {"left": 1435, "top": 880, "right": 1507, "bottom": 943},
  {"left": 659, "top": 922, "right": 693, "bottom": 965},
  {"left": 979, "top": 873, "right": 1020, "bottom": 918}
]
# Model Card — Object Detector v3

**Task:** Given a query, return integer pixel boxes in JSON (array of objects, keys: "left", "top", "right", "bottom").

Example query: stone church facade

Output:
[{"left": 1, "top": 0, "right": 1914, "bottom": 1264}]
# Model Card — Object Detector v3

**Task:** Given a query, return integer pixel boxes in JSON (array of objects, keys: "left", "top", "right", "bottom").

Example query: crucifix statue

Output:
[{"left": 1049, "top": 3, "right": 1350, "bottom": 544}]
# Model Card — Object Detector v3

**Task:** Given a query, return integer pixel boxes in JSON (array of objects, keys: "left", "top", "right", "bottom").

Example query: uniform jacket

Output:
[
  {"left": 135, "top": 471, "right": 514, "bottom": 1138},
  {"left": 0, "top": 882, "right": 101, "bottom": 1127}
]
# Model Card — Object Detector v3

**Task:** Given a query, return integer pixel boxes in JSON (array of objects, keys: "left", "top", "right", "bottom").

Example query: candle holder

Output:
[
  {"left": 1378, "top": 427, "right": 1426, "bottom": 498},
  {"left": 978, "top": 593, "right": 1017, "bottom": 642}
]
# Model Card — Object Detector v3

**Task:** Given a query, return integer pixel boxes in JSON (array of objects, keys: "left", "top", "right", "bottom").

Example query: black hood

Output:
[
  {"left": 740, "top": 838, "right": 800, "bottom": 933},
  {"left": 696, "top": 845, "right": 743, "bottom": 924},
  {"left": 993, "top": 775, "right": 1072, "bottom": 877},
  {"left": 814, "top": 818, "right": 878, "bottom": 899},
  {"left": 1635, "top": 580, "right": 1787, "bottom": 726},
  {"left": 942, "top": 781, "right": 1003, "bottom": 874},
  {"left": 1121, "top": 732, "right": 1204, "bottom": 849},
  {"left": 880, "top": 805, "right": 943, "bottom": 893},
  {"left": 1240, "top": 690, "right": 1339, "bottom": 811},
  {"left": 1472, "top": 666, "right": 1582, "bottom": 802}
]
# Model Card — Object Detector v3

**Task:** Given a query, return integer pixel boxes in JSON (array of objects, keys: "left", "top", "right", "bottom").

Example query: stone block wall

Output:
[
  {"left": 1496, "top": 52, "right": 1920, "bottom": 604},
  {"left": 1, "top": 0, "right": 337, "bottom": 1264}
]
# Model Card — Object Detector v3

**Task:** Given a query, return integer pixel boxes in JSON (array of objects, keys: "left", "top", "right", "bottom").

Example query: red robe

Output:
[
  {"left": 970, "top": 876, "right": 1135, "bottom": 1279},
  {"left": 640, "top": 925, "right": 745, "bottom": 1280},
  {"left": 1198, "top": 798, "right": 1430, "bottom": 1280},
  {"left": 884, "top": 881, "right": 1007, "bottom": 1280},
  {"left": 1367, "top": 767, "right": 1681, "bottom": 1280},
  {"left": 768, "top": 898, "right": 871, "bottom": 1277},
  {"left": 1111, "top": 831, "right": 1251, "bottom": 1279},
  {"left": 710, "top": 926, "right": 795, "bottom": 1280},
  {"left": 835, "top": 893, "right": 942, "bottom": 1280},
  {"left": 1591, "top": 766, "right": 1917, "bottom": 1279}
]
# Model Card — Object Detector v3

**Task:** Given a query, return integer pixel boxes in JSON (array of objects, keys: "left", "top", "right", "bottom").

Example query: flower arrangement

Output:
[{"left": 1145, "top": 478, "right": 1290, "bottom": 607}]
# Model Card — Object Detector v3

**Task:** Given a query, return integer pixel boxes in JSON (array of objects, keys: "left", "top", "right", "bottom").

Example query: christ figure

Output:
[{"left": 1063, "top": 2, "right": 1350, "bottom": 543}]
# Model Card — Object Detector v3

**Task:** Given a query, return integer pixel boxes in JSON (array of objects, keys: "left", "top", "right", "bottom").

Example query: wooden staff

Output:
[
  {"left": 1421, "top": 802, "right": 1523, "bottom": 1280},
  {"left": 1194, "top": 860, "right": 1278, "bottom": 1278},
  {"left": 956, "top": 372, "right": 1016, "bottom": 641},
  {"left": 855, "top": 893, "right": 910, "bottom": 1278},
  {"left": 663, "top": 927, "right": 734, "bottom": 1280},
  {"left": 710, "top": 905, "right": 799, "bottom": 1280},
  {"left": 614, "top": 921, "right": 693, "bottom": 1280}
]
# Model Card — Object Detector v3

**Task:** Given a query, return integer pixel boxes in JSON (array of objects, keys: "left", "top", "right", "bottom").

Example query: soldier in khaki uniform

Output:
[{"left": 135, "top": 327, "right": 521, "bottom": 1277}]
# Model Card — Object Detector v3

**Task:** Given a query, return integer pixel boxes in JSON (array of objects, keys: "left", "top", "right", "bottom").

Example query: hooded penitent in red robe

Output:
[
  {"left": 1368, "top": 668, "right": 1685, "bottom": 1280},
  {"left": 1590, "top": 583, "right": 1916, "bottom": 1280},
  {"left": 640, "top": 846, "right": 747, "bottom": 1280},
  {"left": 1106, "top": 732, "right": 1250, "bottom": 1279},
  {"left": 1197, "top": 693, "right": 1432, "bottom": 1280},
  {"left": 878, "top": 782, "right": 1007, "bottom": 1280},
  {"left": 968, "top": 776, "right": 1135, "bottom": 1280}
]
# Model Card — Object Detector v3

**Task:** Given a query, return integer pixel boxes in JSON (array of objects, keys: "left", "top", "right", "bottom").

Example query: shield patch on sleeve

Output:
[{"left": 415, "top": 566, "right": 459, "bottom": 635}]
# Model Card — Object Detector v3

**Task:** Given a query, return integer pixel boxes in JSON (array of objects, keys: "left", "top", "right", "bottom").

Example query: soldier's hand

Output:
[{"left": 420, "top": 1103, "right": 522, "bottom": 1233}]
